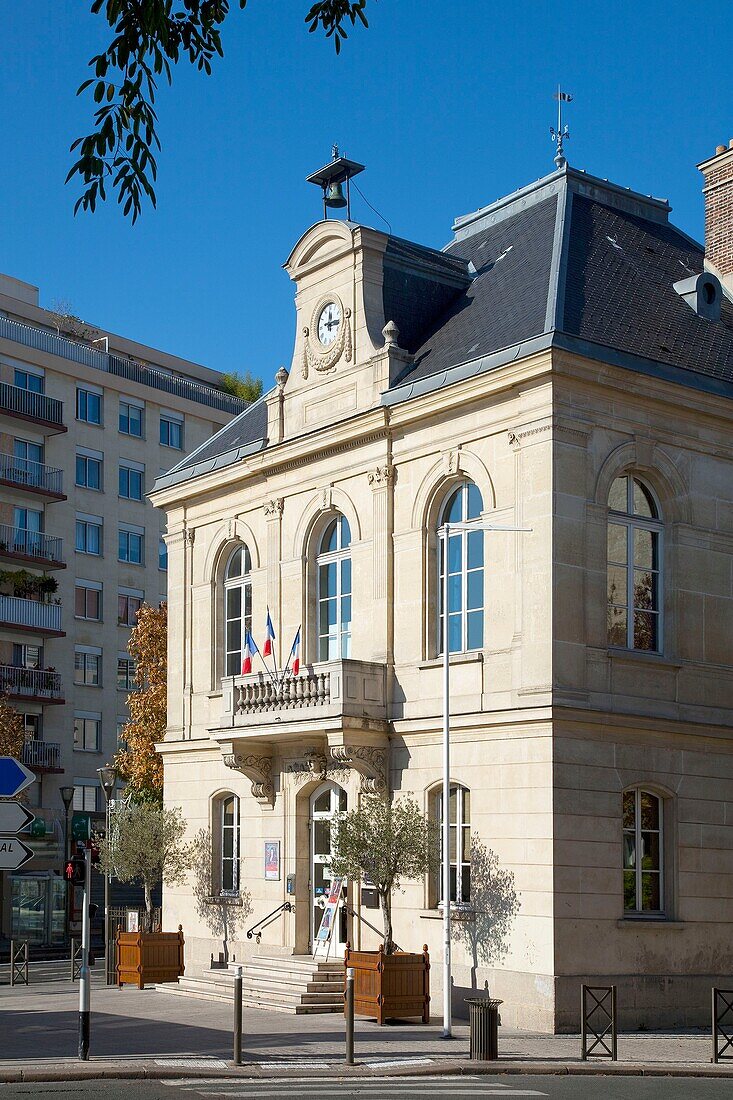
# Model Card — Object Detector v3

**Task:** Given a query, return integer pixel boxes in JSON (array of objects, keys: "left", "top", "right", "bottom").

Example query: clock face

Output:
[{"left": 317, "top": 301, "right": 341, "bottom": 346}]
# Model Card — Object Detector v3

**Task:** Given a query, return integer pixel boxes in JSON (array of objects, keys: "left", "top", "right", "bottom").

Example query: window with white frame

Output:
[
  {"left": 75, "top": 513, "right": 102, "bottom": 556},
  {"left": 74, "top": 647, "right": 101, "bottom": 687},
  {"left": 22, "top": 712, "right": 41, "bottom": 740},
  {"left": 219, "top": 794, "right": 240, "bottom": 894},
  {"left": 76, "top": 387, "right": 102, "bottom": 425},
  {"left": 607, "top": 475, "right": 662, "bottom": 652},
  {"left": 12, "top": 643, "right": 42, "bottom": 669},
  {"left": 117, "top": 655, "right": 137, "bottom": 691},
  {"left": 73, "top": 713, "right": 101, "bottom": 752},
  {"left": 224, "top": 545, "right": 252, "bottom": 676},
  {"left": 160, "top": 412, "right": 183, "bottom": 449},
  {"left": 435, "top": 783, "right": 471, "bottom": 905},
  {"left": 623, "top": 788, "right": 664, "bottom": 916},
  {"left": 14, "top": 438, "right": 44, "bottom": 469},
  {"left": 75, "top": 580, "right": 102, "bottom": 620},
  {"left": 119, "top": 524, "right": 144, "bottom": 564},
  {"left": 13, "top": 506, "right": 43, "bottom": 557},
  {"left": 438, "top": 481, "right": 484, "bottom": 654},
  {"left": 118, "top": 589, "right": 143, "bottom": 626},
  {"left": 119, "top": 461, "right": 144, "bottom": 500},
  {"left": 119, "top": 399, "right": 144, "bottom": 438},
  {"left": 317, "top": 514, "right": 352, "bottom": 661},
  {"left": 75, "top": 449, "right": 103, "bottom": 491},
  {"left": 14, "top": 366, "right": 44, "bottom": 393},
  {"left": 73, "top": 780, "right": 100, "bottom": 812}
]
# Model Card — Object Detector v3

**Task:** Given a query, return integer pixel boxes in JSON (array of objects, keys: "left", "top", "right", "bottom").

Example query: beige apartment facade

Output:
[
  {"left": 0, "top": 273, "right": 244, "bottom": 945},
  {"left": 152, "top": 150, "right": 733, "bottom": 1032}
]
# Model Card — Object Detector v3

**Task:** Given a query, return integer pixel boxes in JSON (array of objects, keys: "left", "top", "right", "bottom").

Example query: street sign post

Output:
[
  {"left": 0, "top": 837, "right": 34, "bottom": 871},
  {"left": 0, "top": 802, "right": 34, "bottom": 834},
  {"left": 78, "top": 847, "right": 92, "bottom": 1060},
  {"left": 0, "top": 756, "right": 34, "bottom": 798}
]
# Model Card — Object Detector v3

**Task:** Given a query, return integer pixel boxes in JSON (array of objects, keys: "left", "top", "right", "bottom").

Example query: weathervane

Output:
[{"left": 550, "top": 86, "right": 573, "bottom": 168}]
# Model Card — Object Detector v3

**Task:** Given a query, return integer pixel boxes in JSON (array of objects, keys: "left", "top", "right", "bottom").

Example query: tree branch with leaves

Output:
[
  {"left": 0, "top": 694, "right": 25, "bottom": 760},
  {"left": 115, "top": 601, "right": 167, "bottom": 803}
]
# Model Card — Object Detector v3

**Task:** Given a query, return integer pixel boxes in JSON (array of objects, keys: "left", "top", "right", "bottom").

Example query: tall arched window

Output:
[
  {"left": 623, "top": 788, "right": 663, "bottom": 915},
  {"left": 317, "top": 514, "right": 352, "bottom": 661},
  {"left": 224, "top": 545, "right": 252, "bottom": 676},
  {"left": 220, "top": 794, "right": 240, "bottom": 894},
  {"left": 438, "top": 481, "right": 484, "bottom": 654},
  {"left": 607, "top": 476, "right": 662, "bottom": 652},
  {"left": 435, "top": 783, "right": 471, "bottom": 905}
]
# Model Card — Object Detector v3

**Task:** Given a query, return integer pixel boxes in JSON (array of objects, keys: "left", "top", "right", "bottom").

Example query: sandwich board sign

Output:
[{"left": 313, "top": 877, "right": 344, "bottom": 960}]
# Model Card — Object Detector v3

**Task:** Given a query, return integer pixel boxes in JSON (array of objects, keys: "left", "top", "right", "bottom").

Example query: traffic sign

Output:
[
  {"left": 0, "top": 802, "right": 34, "bottom": 834},
  {"left": 72, "top": 813, "right": 91, "bottom": 841},
  {"left": 0, "top": 756, "right": 35, "bottom": 798},
  {"left": 0, "top": 836, "right": 33, "bottom": 870}
]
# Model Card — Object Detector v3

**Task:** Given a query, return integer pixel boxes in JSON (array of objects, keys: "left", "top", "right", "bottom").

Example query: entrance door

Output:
[{"left": 310, "top": 782, "right": 347, "bottom": 955}]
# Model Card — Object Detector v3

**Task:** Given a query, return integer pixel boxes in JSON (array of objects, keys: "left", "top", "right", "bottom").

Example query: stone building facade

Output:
[{"left": 151, "top": 147, "right": 733, "bottom": 1032}]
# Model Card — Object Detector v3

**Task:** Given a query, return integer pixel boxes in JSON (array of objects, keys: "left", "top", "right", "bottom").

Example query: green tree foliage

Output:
[
  {"left": 220, "top": 371, "right": 263, "bottom": 402},
  {"left": 330, "top": 794, "right": 439, "bottom": 954},
  {"left": 68, "top": 1, "right": 370, "bottom": 222},
  {"left": 97, "top": 800, "right": 191, "bottom": 931}
]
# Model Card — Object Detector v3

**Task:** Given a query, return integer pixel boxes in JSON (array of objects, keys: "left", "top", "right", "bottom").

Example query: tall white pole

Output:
[
  {"left": 442, "top": 523, "right": 452, "bottom": 1039},
  {"left": 78, "top": 847, "right": 91, "bottom": 1059}
]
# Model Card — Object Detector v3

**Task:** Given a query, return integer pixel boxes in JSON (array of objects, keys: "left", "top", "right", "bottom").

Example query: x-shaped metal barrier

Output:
[
  {"left": 713, "top": 988, "right": 733, "bottom": 1063},
  {"left": 581, "top": 984, "right": 617, "bottom": 1060}
]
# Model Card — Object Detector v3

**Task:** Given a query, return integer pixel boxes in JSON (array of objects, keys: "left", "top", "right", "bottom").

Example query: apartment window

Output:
[
  {"left": 158, "top": 537, "right": 168, "bottom": 572},
  {"left": 14, "top": 368, "right": 44, "bottom": 393},
  {"left": 12, "top": 643, "right": 42, "bottom": 669},
  {"left": 23, "top": 713, "right": 41, "bottom": 740},
  {"left": 12, "top": 507, "right": 43, "bottom": 556},
  {"left": 73, "top": 780, "right": 100, "bottom": 813},
  {"left": 75, "top": 450, "right": 103, "bottom": 491},
  {"left": 75, "top": 581, "right": 102, "bottom": 621},
  {"left": 117, "top": 656, "right": 137, "bottom": 692},
  {"left": 119, "top": 400, "right": 144, "bottom": 438},
  {"left": 436, "top": 784, "right": 471, "bottom": 905},
  {"left": 119, "top": 461, "right": 144, "bottom": 501},
  {"left": 74, "top": 647, "right": 101, "bottom": 687},
  {"left": 317, "top": 515, "right": 352, "bottom": 661},
  {"left": 73, "top": 713, "right": 101, "bottom": 752},
  {"left": 76, "top": 387, "right": 102, "bottom": 425},
  {"left": 160, "top": 413, "right": 183, "bottom": 450},
  {"left": 623, "top": 789, "right": 664, "bottom": 916},
  {"left": 13, "top": 438, "right": 44, "bottom": 468},
  {"left": 116, "top": 717, "right": 128, "bottom": 751},
  {"left": 438, "top": 480, "right": 484, "bottom": 655},
  {"left": 75, "top": 514, "right": 102, "bottom": 556},
  {"left": 118, "top": 525, "right": 144, "bottom": 565},
  {"left": 118, "top": 589, "right": 143, "bottom": 626},
  {"left": 607, "top": 476, "right": 662, "bottom": 652}
]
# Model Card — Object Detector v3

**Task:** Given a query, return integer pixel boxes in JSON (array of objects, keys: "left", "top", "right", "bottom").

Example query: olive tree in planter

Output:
[
  {"left": 97, "top": 800, "right": 191, "bottom": 988},
  {"left": 330, "top": 793, "right": 439, "bottom": 1024}
]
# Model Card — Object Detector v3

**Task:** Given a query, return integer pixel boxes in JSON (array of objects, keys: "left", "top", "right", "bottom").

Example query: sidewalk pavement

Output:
[{"left": 0, "top": 970, "right": 730, "bottom": 1082}]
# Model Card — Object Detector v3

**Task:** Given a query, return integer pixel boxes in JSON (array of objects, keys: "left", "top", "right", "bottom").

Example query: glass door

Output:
[{"left": 310, "top": 782, "right": 347, "bottom": 954}]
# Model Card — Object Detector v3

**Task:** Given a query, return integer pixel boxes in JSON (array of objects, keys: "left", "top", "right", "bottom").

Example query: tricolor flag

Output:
[
  {"left": 242, "top": 629, "right": 258, "bottom": 675},
  {"left": 263, "top": 609, "right": 275, "bottom": 658},
  {"left": 289, "top": 627, "right": 301, "bottom": 677},
  {"left": 554, "top": 90, "right": 573, "bottom": 102}
]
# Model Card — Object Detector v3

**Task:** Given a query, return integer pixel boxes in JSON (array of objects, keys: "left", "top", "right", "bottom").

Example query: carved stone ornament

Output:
[
  {"left": 301, "top": 295, "right": 352, "bottom": 380},
  {"left": 275, "top": 366, "right": 289, "bottom": 391},
  {"left": 319, "top": 486, "right": 333, "bottom": 511},
  {"left": 330, "top": 745, "right": 387, "bottom": 795},
  {"left": 442, "top": 449, "right": 460, "bottom": 476},
  {"left": 382, "top": 320, "right": 400, "bottom": 348},
  {"left": 286, "top": 757, "right": 350, "bottom": 787},
  {"left": 367, "top": 464, "right": 394, "bottom": 489},
  {"left": 223, "top": 752, "right": 274, "bottom": 807},
  {"left": 263, "top": 498, "right": 284, "bottom": 518}
]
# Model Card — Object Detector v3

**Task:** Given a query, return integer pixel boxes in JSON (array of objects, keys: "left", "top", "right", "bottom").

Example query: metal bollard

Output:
[
  {"left": 233, "top": 966, "right": 243, "bottom": 1066},
  {"left": 345, "top": 966, "right": 355, "bottom": 1065}
]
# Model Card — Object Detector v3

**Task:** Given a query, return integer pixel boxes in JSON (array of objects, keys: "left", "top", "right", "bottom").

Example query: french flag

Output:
[
  {"left": 263, "top": 609, "right": 275, "bottom": 658},
  {"left": 242, "top": 630, "right": 258, "bottom": 675},
  {"left": 289, "top": 628, "right": 301, "bottom": 677}
]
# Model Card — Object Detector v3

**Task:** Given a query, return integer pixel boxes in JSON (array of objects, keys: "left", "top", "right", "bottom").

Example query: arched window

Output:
[
  {"left": 438, "top": 481, "right": 484, "bottom": 654},
  {"left": 623, "top": 788, "right": 663, "bottom": 915},
  {"left": 435, "top": 783, "right": 471, "bottom": 905},
  {"left": 224, "top": 545, "right": 252, "bottom": 676},
  {"left": 317, "top": 514, "right": 352, "bottom": 661},
  {"left": 607, "top": 476, "right": 662, "bottom": 652},
  {"left": 219, "top": 793, "right": 240, "bottom": 894}
]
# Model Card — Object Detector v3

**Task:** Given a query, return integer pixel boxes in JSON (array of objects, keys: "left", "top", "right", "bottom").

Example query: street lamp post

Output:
[
  {"left": 97, "top": 765, "right": 116, "bottom": 986},
  {"left": 60, "top": 785, "right": 75, "bottom": 946},
  {"left": 438, "top": 520, "right": 530, "bottom": 1040}
]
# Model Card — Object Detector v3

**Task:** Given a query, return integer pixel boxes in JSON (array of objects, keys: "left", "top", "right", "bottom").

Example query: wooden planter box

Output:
[
  {"left": 116, "top": 925, "right": 185, "bottom": 989},
  {"left": 344, "top": 943, "right": 430, "bottom": 1025}
]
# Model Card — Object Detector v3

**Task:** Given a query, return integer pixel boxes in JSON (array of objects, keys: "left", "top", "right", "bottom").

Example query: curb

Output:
[{"left": 1, "top": 1059, "right": 733, "bottom": 1083}]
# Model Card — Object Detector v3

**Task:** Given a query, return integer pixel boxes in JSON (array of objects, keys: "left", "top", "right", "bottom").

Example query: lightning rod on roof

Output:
[{"left": 550, "top": 86, "right": 573, "bottom": 169}]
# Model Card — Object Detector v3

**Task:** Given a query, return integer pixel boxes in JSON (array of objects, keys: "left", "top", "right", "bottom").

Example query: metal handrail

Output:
[
  {"left": 0, "top": 595, "right": 62, "bottom": 632},
  {"left": 0, "top": 523, "right": 63, "bottom": 562},
  {"left": 0, "top": 665, "right": 63, "bottom": 698},
  {"left": 342, "top": 903, "right": 401, "bottom": 952},
  {"left": 0, "top": 452, "right": 64, "bottom": 495},
  {"left": 246, "top": 901, "right": 294, "bottom": 943},
  {"left": 0, "top": 380, "right": 63, "bottom": 425}
]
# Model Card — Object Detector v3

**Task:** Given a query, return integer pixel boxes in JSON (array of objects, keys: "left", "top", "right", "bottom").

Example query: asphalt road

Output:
[{"left": 0, "top": 1077, "right": 730, "bottom": 1099}]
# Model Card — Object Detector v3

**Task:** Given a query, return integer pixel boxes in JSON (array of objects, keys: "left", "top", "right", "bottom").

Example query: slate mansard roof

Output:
[{"left": 154, "top": 164, "right": 733, "bottom": 493}]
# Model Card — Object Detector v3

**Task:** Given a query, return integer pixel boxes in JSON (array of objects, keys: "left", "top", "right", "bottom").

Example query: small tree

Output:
[
  {"left": 97, "top": 800, "right": 191, "bottom": 932},
  {"left": 220, "top": 371, "right": 263, "bottom": 403},
  {"left": 330, "top": 794, "right": 439, "bottom": 955},
  {"left": 115, "top": 602, "right": 167, "bottom": 803},
  {"left": 0, "top": 694, "right": 25, "bottom": 759}
]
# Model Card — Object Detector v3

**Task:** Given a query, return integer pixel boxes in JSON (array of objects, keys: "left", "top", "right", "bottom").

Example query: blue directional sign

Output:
[{"left": 0, "top": 756, "right": 35, "bottom": 798}]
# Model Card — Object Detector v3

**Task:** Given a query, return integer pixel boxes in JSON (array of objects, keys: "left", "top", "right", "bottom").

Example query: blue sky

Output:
[{"left": 1, "top": 1, "right": 732, "bottom": 383}]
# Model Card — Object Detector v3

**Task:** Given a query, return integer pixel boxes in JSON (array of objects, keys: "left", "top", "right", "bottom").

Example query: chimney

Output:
[{"left": 698, "top": 140, "right": 733, "bottom": 294}]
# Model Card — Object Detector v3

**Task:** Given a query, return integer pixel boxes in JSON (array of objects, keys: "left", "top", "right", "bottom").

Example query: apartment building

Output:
[{"left": 0, "top": 272, "right": 246, "bottom": 946}]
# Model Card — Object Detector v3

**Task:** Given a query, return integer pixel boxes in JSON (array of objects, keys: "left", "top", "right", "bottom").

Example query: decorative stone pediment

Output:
[{"left": 329, "top": 742, "right": 388, "bottom": 796}]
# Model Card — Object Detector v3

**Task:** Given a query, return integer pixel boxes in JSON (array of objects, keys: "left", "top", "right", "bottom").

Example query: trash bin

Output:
[{"left": 466, "top": 997, "right": 503, "bottom": 1060}]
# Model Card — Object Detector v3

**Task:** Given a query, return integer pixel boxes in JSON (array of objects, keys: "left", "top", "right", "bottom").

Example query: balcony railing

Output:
[
  {"left": 0, "top": 315, "right": 247, "bottom": 415},
  {"left": 0, "top": 595, "right": 62, "bottom": 633},
  {"left": 0, "top": 380, "right": 64, "bottom": 427},
  {"left": 21, "top": 739, "right": 62, "bottom": 771},
  {"left": 223, "top": 659, "right": 387, "bottom": 725},
  {"left": 0, "top": 452, "right": 64, "bottom": 496},
  {"left": 0, "top": 524, "right": 63, "bottom": 564},
  {"left": 0, "top": 665, "right": 63, "bottom": 700}
]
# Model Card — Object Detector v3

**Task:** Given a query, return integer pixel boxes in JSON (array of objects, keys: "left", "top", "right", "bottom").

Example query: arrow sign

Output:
[
  {"left": 0, "top": 756, "right": 35, "bottom": 798},
  {"left": 0, "top": 802, "right": 34, "bottom": 834},
  {"left": 0, "top": 836, "right": 33, "bottom": 870}
]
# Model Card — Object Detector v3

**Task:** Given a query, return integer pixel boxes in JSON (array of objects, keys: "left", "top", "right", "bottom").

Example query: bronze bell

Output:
[{"left": 324, "top": 181, "right": 347, "bottom": 209}]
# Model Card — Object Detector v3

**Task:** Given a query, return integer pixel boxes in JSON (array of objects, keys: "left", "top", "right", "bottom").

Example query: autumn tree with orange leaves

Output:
[
  {"left": 115, "top": 602, "right": 167, "bottom": 803},
  {"left": 0, "top": 693, "right": 25, "bottom": 759}
]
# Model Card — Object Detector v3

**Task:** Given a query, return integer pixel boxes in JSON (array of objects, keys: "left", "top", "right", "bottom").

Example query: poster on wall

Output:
[
  {"left": 314, "top": 876, "right": 344, "bottom": 956},
  {"left": 126, "top": 910, "right": 140, "bottom": 933},
  {"left": 264, "top": 840, "right": 280, "bottom": 880}
]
